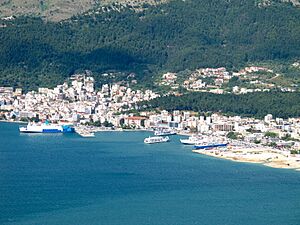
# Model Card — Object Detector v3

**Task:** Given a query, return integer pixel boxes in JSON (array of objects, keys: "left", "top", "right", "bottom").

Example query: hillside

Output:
[
  {"left": 0, "top": 0, "right": 168, "bottom": 21},
  {"left": 0, "top": 0, "right": 300, "bottom": 90},
  {"left": 257, "top": 0, "right": 300, "bottom": 7},
  {"left": 140, "top": 92, "right": 300, "bottom": 119}
]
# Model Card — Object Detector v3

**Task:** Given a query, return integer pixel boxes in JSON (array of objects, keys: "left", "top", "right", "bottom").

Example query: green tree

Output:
[
  {"left": 227, "top": 132, "right": 239, "bottom": 140},
  {"left": 264, "top": 132, "right": 278, "bottom": 138}
]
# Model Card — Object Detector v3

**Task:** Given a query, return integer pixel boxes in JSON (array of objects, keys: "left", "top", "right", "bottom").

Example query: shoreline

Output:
[
  {"left": 0, "top": 120, "right": 27, "bottom": 124},
  {"left": 2, "top": 120, "right": 299, "bottom": 171},
  {"left": 0, "top": 120, "right": 189, "bottom": 134},
  {"left": 193, "top": 148, "right": 300, "bottom": 171}
]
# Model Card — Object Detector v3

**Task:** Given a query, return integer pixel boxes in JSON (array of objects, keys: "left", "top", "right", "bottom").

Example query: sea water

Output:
[{"left": 0, "top": 122, "right": 299, "bottom": 225}]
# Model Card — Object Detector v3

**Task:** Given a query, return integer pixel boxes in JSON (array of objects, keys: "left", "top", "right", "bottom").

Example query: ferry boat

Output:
[
  {"left": 180, "top": 136, "right": 201, "bottom": 145},
  {"left": 194, "top": 142, "right": 228, "bottom": 150},
  {"left": 19, "top": 122, "right": 75, "bottom": 133},
  {"left": 144, "top": 136, "right": 170, "bottom": 144},
  {"left": 154, "top": 129, "right": 176, "bottom": 136}
]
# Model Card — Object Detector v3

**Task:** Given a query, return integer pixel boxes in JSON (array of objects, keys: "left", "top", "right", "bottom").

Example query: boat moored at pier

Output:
[
  {"left": 19, "top": 122, "right": 75, "bottom": 133},
  {"left": 154, "top": 129, "right": 176, "bottom": 136},
  {"left": 180, "top": 136, "right": 202, "bottom": 145},
  {"left": 194, "top": 142, "right": 228, "bottom": 150}
]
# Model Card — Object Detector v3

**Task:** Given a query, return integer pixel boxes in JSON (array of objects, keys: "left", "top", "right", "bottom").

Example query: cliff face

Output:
[{"left": 0, "top": 0, "right": 168, "bottom": 21}]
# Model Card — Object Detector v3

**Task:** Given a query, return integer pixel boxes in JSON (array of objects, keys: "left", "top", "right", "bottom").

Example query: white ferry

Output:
[
  {"left": 154, "top": 129, "right": 176, "bottom": 136},
  {"left": 180, "top": 136, "right": 202, "bottom": 145},
  {"left": 19, "top": 122, "right": 75, "bottom": 133},
  {"left": 144, "top": 136, "right": 170, "bottom": 144}
]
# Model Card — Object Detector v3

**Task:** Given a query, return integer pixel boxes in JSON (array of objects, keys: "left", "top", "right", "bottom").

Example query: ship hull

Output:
[
  {"left": 154, "top": 130, "right": 177, "bottom": 136},
  {"left": 144, "top": 136, "right": 170, "bottom": 144},
  {"left": 155, "top": 133, "right": 176, "bottom": 136},
  {"left": 180, "top": 139, "right": 199, "bottom": 145},
  {"left": 180, "top": 141, "right": 195, "bottom": 145},
  {"left": 194, "top": 143, "right": 228, "bottom": 149},
  {"left": 19, "top": 130, "right": 43, "bottom": 133},
  {"left": 19, "top": 124, "right": 75, "bottom": 133}
]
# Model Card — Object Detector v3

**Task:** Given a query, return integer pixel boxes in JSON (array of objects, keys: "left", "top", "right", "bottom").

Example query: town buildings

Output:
[{"left": 1, "top": 72, "right": 300, "bottom": 151}]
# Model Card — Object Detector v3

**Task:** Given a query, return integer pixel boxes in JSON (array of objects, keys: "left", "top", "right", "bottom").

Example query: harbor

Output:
[
  {"left": 1, "top": 74, "right": 300, "bottom": 167},
  {"left": 72, "top": 124, "right": 300, "bottom": 171},
  {"left": 2, "top": 122, "right": 300, "bottom": 225},
  {"left": 178, "top": 134, "right": 300, "bottom": 171},
  {"left": 15, "top": 120, "right": 300, "bottom": 171}
]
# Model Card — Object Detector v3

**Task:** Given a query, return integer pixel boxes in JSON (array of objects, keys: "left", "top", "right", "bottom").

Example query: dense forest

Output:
[
  {"left": 140, "top": 92, "right": 300, "bottom": 119},
  {"left": 0, "top": 0, "right": 300, "bottom": 90}
]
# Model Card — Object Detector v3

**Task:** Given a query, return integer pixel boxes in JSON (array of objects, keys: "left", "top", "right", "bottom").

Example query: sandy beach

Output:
[{"left": 193, "top": 146, "right": 300, "bottom": 171}]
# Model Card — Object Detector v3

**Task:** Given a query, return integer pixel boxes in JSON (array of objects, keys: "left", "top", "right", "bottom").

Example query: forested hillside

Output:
[
  {"left": 140, "top": 92, "right": 300, "bottom": 119},
  {"left": 0, "top": 0, "right": 300, "bottom": 90}
]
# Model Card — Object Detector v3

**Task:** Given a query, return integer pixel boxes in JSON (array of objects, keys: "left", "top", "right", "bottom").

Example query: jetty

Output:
[{"left": 74, "top": 126, "right": 95, "bottom": 138}]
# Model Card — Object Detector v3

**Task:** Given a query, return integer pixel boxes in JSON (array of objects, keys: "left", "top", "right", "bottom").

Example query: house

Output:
[{"left": 124, "top": 116, "right": 147, "bottom": 127}]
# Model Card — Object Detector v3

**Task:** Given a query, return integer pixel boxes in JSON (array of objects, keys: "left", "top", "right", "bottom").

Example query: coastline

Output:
[
  {"left": 74, "top": 125, "right": 154, "bottom": 137},
  {"left": 193, "top": 147, "right": 300, "bottom": 171},
  {"left": 0, "top": 119, "right": 27, "bottom": 124},
  {"left": 2, "top": 119, "right": 299, "bottom": 171}
]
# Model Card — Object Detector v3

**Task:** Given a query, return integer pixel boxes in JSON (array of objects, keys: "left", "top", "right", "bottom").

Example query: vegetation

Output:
[
  {"left": 246, "top": 128, "right": 261, "bottom": 133},
  {"left": 254, "top": 140, "right": 261, "bottom": 144},
  {"left": 0, "top": 113, "right": 6, "bottom": 120},
  {"left": 244, "top": 60, "right": 300, "bottom": 87},
  {"left": 290, "top": 150, "right": 300, "bottom": 154},
  {"left": 85, "top": 120, "right": 114, "bottom": 127},
  {"left": 0, "top": 0, "right": 300, "bottom": 90},
  {"left": 268, "top": 142, "right": 277, "bottom": 147},
  {"left": 85, "top": 120, "right": 102, "bottom": 127},
  {"left": 102, "top": 120, "right": 114, "bottom": 127},
  {"left": 226, "top": 132, "right": 240, "bottom": 140},
  {"left": 20, "top": 117, "right": 30, "bottom": 122},
  {"left": 140, "top": 92, "right": 300, "bottom": 119},
  {"left": 264, "top": 131, "right": 279, "bottom": 138},
  {"left": 120, "top": 124, "right": 134, "bottom": 129},
  {"left": 281, "top": 133, "right": 298, "bottom": 141}
]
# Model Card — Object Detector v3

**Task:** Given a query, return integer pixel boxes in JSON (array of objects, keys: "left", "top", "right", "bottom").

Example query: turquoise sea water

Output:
[{"left": 0, "top": 122, "right": 300, "bottom": 225}]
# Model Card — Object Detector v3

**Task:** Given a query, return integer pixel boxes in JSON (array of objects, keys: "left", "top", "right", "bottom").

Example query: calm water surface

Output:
[{"left": 0, "top": 122, "right": 300, "bottom": 225}]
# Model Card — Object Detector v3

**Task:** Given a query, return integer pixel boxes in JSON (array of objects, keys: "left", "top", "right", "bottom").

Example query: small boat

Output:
[
  {"left": 144, "top": 136, "right": 170, "bottom": 144},
  {"left": 180, "top": 136, "right": 201, "bottom": 145},
  {"left": 154, "top": 129, "right": 176, "bottom": 136},
  {"left": 80, "top": 132, "right": 95, "bottom": 138}
]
